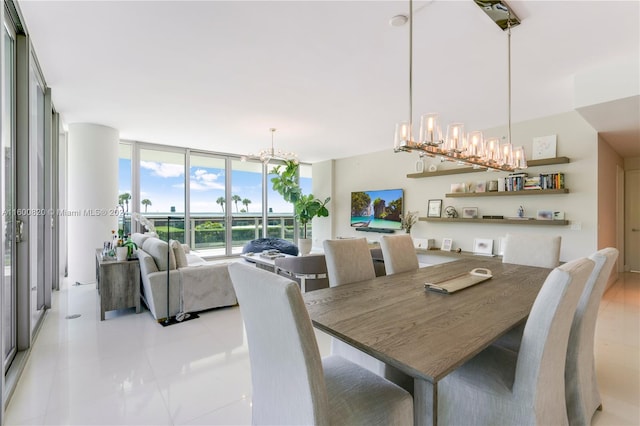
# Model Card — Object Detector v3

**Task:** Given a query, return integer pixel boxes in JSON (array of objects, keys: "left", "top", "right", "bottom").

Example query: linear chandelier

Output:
[
  {"left": 244, "top": 128, "right": 298, "bottom": 164},
  {"left": 393, "top": 0, "right": 527, "bottom": 172}
]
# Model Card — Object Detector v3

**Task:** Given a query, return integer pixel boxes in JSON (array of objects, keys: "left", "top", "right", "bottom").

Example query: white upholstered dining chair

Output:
[
  {"left": 502, "top": 233, "right": 561, "bottom": 268},
  {"left": 494, "top": 248, "right": 619, "bottom": 425},
  {"left": 228, "top": 262, "right": 414, "bottom": 425},
  {"left": 323, "top": 237, "right": 413, "bottom": 392},
  {"left": 437, "top": 257, "right": 594, "bottom": 426},
  {"left": 323, "top": 238, "right": 376, "bottom": 287},
  {"left": 380, "top": 234, "right": 419, "bottom": 275},
  {"left": 565, "top": 248, "right": 618, "bottom": 425}
]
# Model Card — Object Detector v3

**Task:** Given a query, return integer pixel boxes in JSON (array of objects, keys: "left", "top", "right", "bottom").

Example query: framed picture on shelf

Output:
[
  {"left": 450, "top": 183, "right": 466, "bottom": 193},
  {"left": 441, "top": 238, "right": 453, "bottom": 251},
  {"left": 532, "top": 134, "right": 557, "bottom": 160},
  {"left": 473, "top": 238, "right": 494, "bottom": 256},
  {"left": 475, "top": 181, "right": 486, "bottom": 193},
  {"left": 462, "top": 207, "right": 479, "bottom": 219},
  {"left": 537, "top": 210, "right": 554, "bottom": 220},
  {"left": 427, "top": 199, "right": 443, "bottom": 217}
]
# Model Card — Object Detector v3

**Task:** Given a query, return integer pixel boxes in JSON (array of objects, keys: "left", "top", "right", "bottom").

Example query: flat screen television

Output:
[{"left": 350, "top": 188, "right": 403, "bottom": 231}]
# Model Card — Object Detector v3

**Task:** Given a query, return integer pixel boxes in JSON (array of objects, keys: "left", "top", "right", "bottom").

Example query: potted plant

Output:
[{"left": 271, "top": 160, "right": 330, "bottom": 255}]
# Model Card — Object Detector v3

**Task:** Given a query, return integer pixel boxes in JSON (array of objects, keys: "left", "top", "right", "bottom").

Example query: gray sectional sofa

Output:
[{"left": 131, "top": 233, "right": 237, "bottom": 320}]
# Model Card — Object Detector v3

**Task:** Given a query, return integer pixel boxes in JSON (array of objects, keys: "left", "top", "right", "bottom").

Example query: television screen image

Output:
[{"left": 351, "top": 189, "right": 403, "bottom": 230}]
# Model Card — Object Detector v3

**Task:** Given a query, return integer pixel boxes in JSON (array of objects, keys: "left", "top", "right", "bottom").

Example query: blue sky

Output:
[{"left": 119, "top": 158, "right": 311, "bottom": 215}]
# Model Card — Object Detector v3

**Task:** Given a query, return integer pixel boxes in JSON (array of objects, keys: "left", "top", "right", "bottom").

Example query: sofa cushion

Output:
[
  {"left": 132, "top": 232, "right": 151, "bottom": 248},
  {"left": 186, "top": 253, "right": 207, "bottom": 266},
  {"left": 171, "top": 239, "right": 189, "bottom": 268},
  {"left": 142, "top": 238, "right": 176, "bottom": 271},
  {"left": 137, "top": 248, "right": 159, "bottom": 275}
]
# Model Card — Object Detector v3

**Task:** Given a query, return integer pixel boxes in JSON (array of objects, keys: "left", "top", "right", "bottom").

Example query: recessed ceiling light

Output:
[{"left": 389, "top": 14, "right": 408, "bottom": 27}]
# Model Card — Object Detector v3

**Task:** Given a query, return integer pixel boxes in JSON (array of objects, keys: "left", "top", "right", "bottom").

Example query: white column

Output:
[{"left": 67, "top": 123, "right": 119, "bottom": 284}]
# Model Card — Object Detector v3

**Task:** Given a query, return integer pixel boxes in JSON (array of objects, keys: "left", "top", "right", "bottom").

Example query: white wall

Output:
[
  {"left": 316, "top": 111, "right": 599, "bottom": 262},
  {"left": 311, "top": 159, "right": 334, "bottom": 250}
]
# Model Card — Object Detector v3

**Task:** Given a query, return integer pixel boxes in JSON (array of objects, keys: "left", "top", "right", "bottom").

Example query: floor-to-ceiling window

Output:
[
  {"left": 266, "top": 163, "right": 294, "bottom": 240},
  {"left": 230, "top": 159, "right": 263, "bottom": 254},
  {"left": 118, "top": 143, "right": 133, "bottom": 235},
  {"left": 28, "top": 55, "right": 45, "bottom": 334},
  {"left": 2, "top": 15, "right": 16, "bottom": 374},
  {"left": 188, "top": 153, "right": 226, "bottom": 254},
  {"left": 139, "top": 148, "right": 185, "bottom": 242},
  {"left": 121, "top": 142, "right": 309, "bottom": 257},
  {"left": 299, "top": 163, "right": 313, "bottom": 238}
]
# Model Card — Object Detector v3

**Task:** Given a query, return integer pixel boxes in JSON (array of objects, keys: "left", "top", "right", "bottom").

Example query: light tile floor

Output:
[{"left": 4, "top": 272, "right": 639, "bottom": 425}]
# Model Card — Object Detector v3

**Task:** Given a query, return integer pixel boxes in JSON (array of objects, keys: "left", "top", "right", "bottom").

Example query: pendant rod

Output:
[
  {"left": 507, "top": 14, "right": 512, "bottom": 145},
  {"left": 409, "top": 0, "right": 413, "bottom": 140}
]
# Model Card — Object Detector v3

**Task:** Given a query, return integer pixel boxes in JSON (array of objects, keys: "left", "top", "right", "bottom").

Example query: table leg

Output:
[{"left": 414, "top": 378, "right": 437, "bottom": 426}]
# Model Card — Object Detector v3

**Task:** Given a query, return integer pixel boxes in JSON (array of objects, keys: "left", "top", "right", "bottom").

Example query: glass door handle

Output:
[{"left": 16, "top": 219, "right": 24, "bottom": 243}]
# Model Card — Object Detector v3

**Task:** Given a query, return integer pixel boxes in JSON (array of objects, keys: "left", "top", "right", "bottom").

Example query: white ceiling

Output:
[{"left": 17, "top": 0, "right": 640, "bottom": 163}]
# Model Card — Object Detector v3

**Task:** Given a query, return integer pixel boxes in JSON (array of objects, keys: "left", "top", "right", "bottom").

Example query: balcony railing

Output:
[{"left": 121, "top": 212, "right": 307, "bottom": 256}]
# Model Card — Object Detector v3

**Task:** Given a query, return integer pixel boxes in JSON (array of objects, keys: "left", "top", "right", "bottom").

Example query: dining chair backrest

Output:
[
  {"left": 323, "top": 238, "right": 376, "bottom": 287},
  {"left": 380, "top": 234, "right": 419, "bottom": 275},
  {"left": 502, "top": 233, "right": 561, "bottom": 268},
  {"left": 566, "top": 247, "right": 618, "bottom": 425},
  {"left": 228, "top": 262, "right": 329, "bottom": 425},
  {"left": 513, "top": 257, "right": 593, "bottom": 425},
  {"left": 274, "top": 254, "right": 329, "bottom": 292}
]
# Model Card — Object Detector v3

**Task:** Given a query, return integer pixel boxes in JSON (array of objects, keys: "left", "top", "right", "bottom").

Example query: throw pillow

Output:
[
  {"left": 142, "top": 238, "right": 176, "bottom": 271},
  {"left": 171, "top": 239, "right": 189, "bottom": 268}
]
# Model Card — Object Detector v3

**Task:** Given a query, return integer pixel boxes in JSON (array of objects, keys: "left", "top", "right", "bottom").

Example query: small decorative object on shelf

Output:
[
  {"left": 441, "top": 238, "right": 453, "bottom": 251},
  {"left": 517, "top": 205, "right": 525, "bottom": 218},
  {"left": 400, "top": 210, "right": 419, "bottom": 233},
  {"left": 445, "top": 206, "right": 458, "bottom": 218},
  {"left": 462, "top": 207, "right": 479, "bottom": 219}
]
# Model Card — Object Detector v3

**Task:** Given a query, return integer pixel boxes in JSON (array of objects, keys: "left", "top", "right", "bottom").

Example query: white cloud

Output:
[
  {"left": 140, "top": 161, "right": 184, "bottom": 178},
  {"left": 190, "top": 168, "right": 225, "bottom": 191}
]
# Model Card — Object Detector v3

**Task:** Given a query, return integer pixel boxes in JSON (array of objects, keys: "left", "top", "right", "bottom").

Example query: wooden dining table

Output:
[{"left": 302, "top": 256, "right": 552, "bottom": 426}]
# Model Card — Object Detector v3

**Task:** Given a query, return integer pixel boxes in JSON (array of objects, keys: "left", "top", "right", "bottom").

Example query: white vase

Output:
[
  {"left": 298, "top": 238, "right": 312, "bottom": 256},
  {"left": 116, "top": 247, "right": 128, "bottom": 261}
]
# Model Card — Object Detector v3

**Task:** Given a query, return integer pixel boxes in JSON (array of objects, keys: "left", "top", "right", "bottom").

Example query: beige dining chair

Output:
[
  {"left": 437, "top": 257, "right": 594, "bottom": 426},
  {"left": 380, "top": 234, "right": 419, "bottom": 275},
  {"left": 565, "top": 248, "right": 618, "bottom": 425},
  {"left": 323, "top": 238, "right": 376, "bottom": 287},
  {"left": 494, "top": 248, "right": 619, "bottom": 425},
  {"left": 228, "top": 262, "right": 414, "bottom": 425},
  {"left": 323, "top": 237, "right": 413, "bottom": 392},
  {"left": 274, "top": 254, "right": 329, "bottom": 292},
  {"left": 502, "top": 233, "right": 561, "bottom": 268}
]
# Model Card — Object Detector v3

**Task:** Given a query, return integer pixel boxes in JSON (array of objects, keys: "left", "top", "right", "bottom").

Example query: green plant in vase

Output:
[{"left": 270, "top": 160, "right": 330, "bottom": 255}]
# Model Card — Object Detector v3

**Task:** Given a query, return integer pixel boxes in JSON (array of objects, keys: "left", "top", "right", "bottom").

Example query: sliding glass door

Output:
[
  {"left": 2, "top": 19, "right": 16, "bottom": 372},
  {"left": 139, "top": 148, "right": 185, "bottom": 242},
  {"left": 28, "top": 57, "right": 45, "bottom": 333},
  {"left": 189, "top": 154, "right": 226, "bottom": 254}
]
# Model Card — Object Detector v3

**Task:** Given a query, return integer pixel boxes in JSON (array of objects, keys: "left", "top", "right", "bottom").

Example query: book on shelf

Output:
[{"left": 504, "top": 172, "right": 565, "bottom": 192}]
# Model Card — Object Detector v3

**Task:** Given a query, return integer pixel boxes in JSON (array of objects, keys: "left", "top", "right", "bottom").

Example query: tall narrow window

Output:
[
  {"left": 139, "top": 149, "right": 185, "bottom": 242},
  {"left": 2, "top": 21, "right": 17, "bottom": 372},
  {"left": 118, "top": 143, "right": 132, "bottom": 234},
  {"left": 299, "top": 163, "right": 313, "bottom": 239},
  {"left": 189, "top": 154, "right": 226, "bottom": 255},
  {"left": 230, "top": 160, "right": 262, "bottom": 253},
  {"left": 267, "top": 163, "right": 294, "bottom": 241},
  {"left": 28, "top": 59, "right": 46, "bottom": 333}
]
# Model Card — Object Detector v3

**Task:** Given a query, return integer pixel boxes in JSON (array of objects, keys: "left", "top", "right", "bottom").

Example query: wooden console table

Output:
[{"left": 95, "top": 249, "right": 141, "bottom": 320}]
